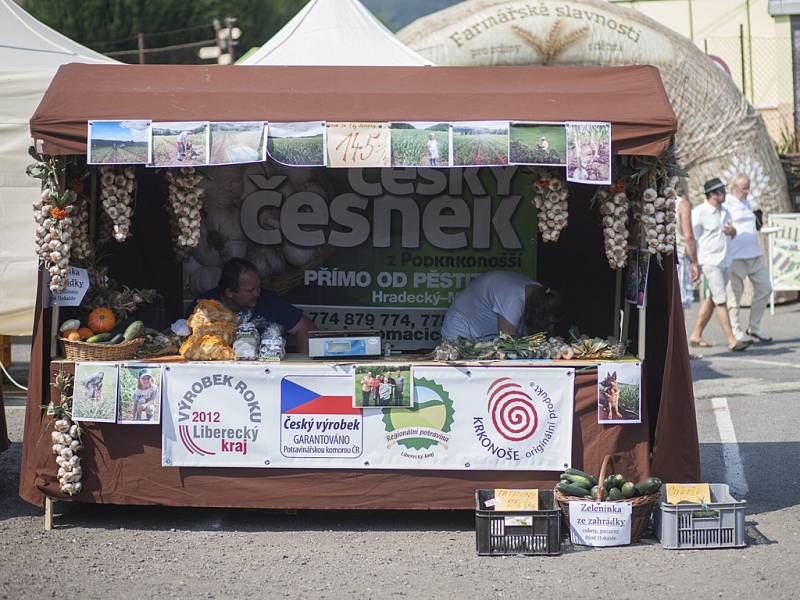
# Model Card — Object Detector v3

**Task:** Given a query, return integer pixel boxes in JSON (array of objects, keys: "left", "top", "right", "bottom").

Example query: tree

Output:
[{"left": 23, "top": 0, "right": 305, "bottom": 64}]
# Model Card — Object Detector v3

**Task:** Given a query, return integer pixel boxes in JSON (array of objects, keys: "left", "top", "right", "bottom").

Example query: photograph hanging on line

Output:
[
  {"left": 151, "top": 121, "right": 209, "bottom": 167},
  {"left": 267, "top": 121, "right": 326, "bottom": 166},
  {"left": 509, "top": 122, "right": 567, "bottom": 166},
  {"left": 597, "top": 361, "right": 641, "bottom": 424},
  {"left": 71, "top": 363, "right": 119, "bottom": 423},
  {"left": 117, "top": 365, "right": 163, "bottom": 424},
  {"left": 88, "top": 120, "right": 151, "bottom": 165},
  {"left": 354, "top": 364, "right": 413, "bottom": 408},
  {"left": 451, "top": 121, "right": 509, "bottom": 167},
  {"left": 326, "top": 122, "right": 391, "bottom": 168},
  {"left": 209, "top": 122, "right": 266, "bottom": 166},
  {"left": 565, "top": 122, "right": 612, "bottom": 185},
  {"left": 390, "top": 122, "right": 451, "bottom": 167}
]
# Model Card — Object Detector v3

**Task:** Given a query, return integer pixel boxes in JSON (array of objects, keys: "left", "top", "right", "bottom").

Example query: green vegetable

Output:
[
  {"left": 607, "top": 487, "right": 624, "bottom": 501},
  {"left": 107, "top": 333, "right": 124, "bottom": 344},
  {"left": 123, "top": 320, "right": 144, "bottom": 341},
  {"left": 613, "top": 474, "right": 626, "bottom": 489},
  {"left": 590, "top": 485, "right": 599, "bottom": 500},
  {"left": 691, "top": 509, "right": 719, "bottom": 518},
  {"left": 564, "top": 468, "right": 598, "bottom": 486},
  {"left": 603, "top": 475, "right": 618, "bottom": 492},
  {"left": 556, "top": 481, "right": 590, "bottom": 497},
  {"left": 621, "top": 482, "right": 637, "bottom": 498},
  {"left": 59, "top": 319, "right": 81, "bottom": 333},
  {"left": 563, "top": 473, "right": 594, "bottom": 490},
  {"left": 86, "top": 333, "right": 113, "bottom": 343},
  {"left": 634, "top": 476, "right": 662, "bottom": 496}
]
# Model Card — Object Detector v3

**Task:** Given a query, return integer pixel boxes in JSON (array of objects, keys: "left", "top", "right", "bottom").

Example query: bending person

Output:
[{"left": 441, "top": 271, "right": 562, "bottom": 341}]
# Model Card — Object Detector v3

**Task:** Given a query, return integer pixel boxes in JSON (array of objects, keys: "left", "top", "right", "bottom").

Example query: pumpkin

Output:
[
  {"left": 65, "top": 331, "right": 82, "bottom": 341},
  {"left": 77, "top": 327, "right": 95, "bottom": 340},
  {"left": 87, "top": 307, "right": 116, "bottom": 334}
]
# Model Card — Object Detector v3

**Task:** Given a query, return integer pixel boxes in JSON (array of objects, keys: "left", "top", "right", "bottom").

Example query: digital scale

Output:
[{"left": 308, "top": 330, "right": 383, "bottom": 359}]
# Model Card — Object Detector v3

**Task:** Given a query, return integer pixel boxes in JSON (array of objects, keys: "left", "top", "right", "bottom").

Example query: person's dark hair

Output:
[
  {"left": 524, "top": 285, "right": 563, "bottom": 335},
  {"left": 218, "top": 258, "right": 258, "bottom": 292}
]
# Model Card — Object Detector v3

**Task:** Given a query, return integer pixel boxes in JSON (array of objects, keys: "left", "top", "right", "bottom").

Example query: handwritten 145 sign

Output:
[{"left": 326, "top": 122, "right": 391, "bottom": 168}]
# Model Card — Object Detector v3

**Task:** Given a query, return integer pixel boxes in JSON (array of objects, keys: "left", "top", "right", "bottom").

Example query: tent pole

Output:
[
  {"left": 613, "top": 268, "right": 622, "bottom": 340},
  {"left": 637, "top": 306, "right": 646, "bottom": 360}
]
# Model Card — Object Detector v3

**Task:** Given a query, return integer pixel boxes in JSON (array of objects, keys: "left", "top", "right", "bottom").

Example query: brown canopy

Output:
[{"left": 30, "top": 63, "right": 676, "bottom": 156}]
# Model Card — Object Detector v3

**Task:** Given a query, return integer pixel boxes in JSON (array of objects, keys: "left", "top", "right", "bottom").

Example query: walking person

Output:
[
  {"left": 724, "top": 174, "right": 773, "bottom": 343},
  {"left": 675, "top": 182, "right": 702, "bottom": 359},
  {"left": 689, "top": 178, "right": 751, "bottom": 352}
]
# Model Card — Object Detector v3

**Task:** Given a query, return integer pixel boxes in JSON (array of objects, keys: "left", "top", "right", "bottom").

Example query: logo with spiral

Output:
[{"left": 487, "top": 377, "right": 538, "bottom": 442}]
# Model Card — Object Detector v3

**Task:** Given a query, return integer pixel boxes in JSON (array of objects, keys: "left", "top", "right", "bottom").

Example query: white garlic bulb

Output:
[
  {"left": 598, "top": 188, "right": 630, "bottom": 269},
  {"left": 166, "top": 168, "right": 204, "bottom": 259},
  {"left": 100, "top": 166, "right": 135, "bottom": 242},
  {"left": 532, "top": 170, "right": 569, "bottom": 242}
]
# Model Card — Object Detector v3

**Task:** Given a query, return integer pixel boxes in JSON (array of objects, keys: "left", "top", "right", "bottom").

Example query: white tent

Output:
[
  {"left": 0, "top": 0, "right": 115, "bottom": 335},
  {"left": 240, "top": 0, "right": 433, "bottom": 66}
]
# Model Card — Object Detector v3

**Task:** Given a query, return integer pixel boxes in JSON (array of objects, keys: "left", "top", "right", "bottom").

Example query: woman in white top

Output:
[
  {"left": 426, "top": 133, "right": 439, "bottom": 167},
  {"left": 441, "top": 271, "right": 563, "bottom": 341}
]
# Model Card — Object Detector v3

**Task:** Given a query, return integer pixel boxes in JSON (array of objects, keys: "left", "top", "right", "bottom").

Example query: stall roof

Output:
[{"left": 31, "top": 63, "right": 677, "bottom": 156}]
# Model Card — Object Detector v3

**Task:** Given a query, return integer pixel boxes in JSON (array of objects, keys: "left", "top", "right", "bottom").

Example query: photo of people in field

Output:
[
  {"left": 267, "top": 121, "right": 326, "bottom": 166},
  {"left": 71, "top": 363, "right": 119, "bottom": 423},
  {"left": 354, "top": 365, "right": 413, "bottom": 408},
  {"left": 88, "top": 120, "right": 151, "bottom": 165},
  {"left": 566, "top": 122, "right": 612, "bottom": 184},
  {"left": 597, "top": 362, "right": 641, "bottom": 424},
  {"left": 390, "top": 122, "right": 450, "bottom": 167},
  {"left": 451, "top": 121, "right": 509, "bottom": 167},
  {"left": 509, "top": 122, "right": 567, "bottom": 166},
  {"left": 209, "top": 122, "right": 265, "bottom": 165},
  {"left": 117, "top": 365, "right": 162, "bottom": 424},
  {"left": 151, "top": 121, "right": 209, "bottom": 167}
]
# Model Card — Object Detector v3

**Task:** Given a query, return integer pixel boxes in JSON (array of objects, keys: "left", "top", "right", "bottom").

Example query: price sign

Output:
[
  {"left": 665, "top": 483, "right": 711, "bottom": 505},
  {"left": 326, "top": 122, "right": 390, "bottom": 168},
  {"left": 493, "top": 489, "right": 539, "bottom": 511}
]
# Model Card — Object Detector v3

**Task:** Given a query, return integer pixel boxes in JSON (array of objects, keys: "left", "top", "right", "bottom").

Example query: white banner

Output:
[{"left": 162, "top": 363, "right": 574, "bottom": 470}]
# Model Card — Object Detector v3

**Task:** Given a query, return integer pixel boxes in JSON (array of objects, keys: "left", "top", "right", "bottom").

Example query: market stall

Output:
[{"left": 19, "top": 64, "right": 698, "bottom": 511}]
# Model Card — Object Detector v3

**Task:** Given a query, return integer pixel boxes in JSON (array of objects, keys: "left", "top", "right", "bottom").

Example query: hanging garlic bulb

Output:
[
  {"left": 597, "top": 188, "right": 630, "bottom": 269},
  {"left": 642, "top": 180, "right": 677, "bottom": 256},
  {"left": 32, "top": 183, "right": 75, "bottom": 294},
  {"left": 70, "top": 197, "right": 92, "bottom": 262},
  {"left": 531, "top": 170, "right": 569, "bottom": 242},
  {"left": 50, "top": 416, "right": 83, "bottom": 495},
  {"left": 100, "top": 166, "right": 136, "bottom": 242},
  {"left": 166, "top": 167, "right": 204, "bottom": 259}
]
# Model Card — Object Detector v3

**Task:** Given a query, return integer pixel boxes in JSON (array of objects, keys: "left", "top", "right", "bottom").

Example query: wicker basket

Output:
[
  {"left": 61, "top": 337, "right": 144, "bottom": 361},
  {"left": 554, "top": 455, "right": 660, "bottom": 543}
]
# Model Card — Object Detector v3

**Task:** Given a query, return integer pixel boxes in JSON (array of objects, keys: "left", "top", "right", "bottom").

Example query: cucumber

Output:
[
  {"left": 123, "top": 320, "right": 144, "bottom": 341},
  {"left": 603, "top": 475, "right": 618, "bottom": 492},
  {"left": 86, "top": 333, "right": 113, "bottom": 344},
  {"left": 563, "top": 473, "right": 594, "bottom": 490},
  {"left": 107, "top": 333, "right": 124, "bottom": 344},
  {"left": 607, "top": 487, "right": 624, "bottom": 501},
  {"left": 613, "top": 474, "right": 626, "bottom": 489},
  {"left": 590, "top": 485, "right": 599, "bottom": 500},
  {"left": 621, "top": 482, "right": 637, "bottom": 498},
  {"left": 564, "top": 468, "right": 598, "bottom": 486},
  {"left": 556, "top": 481, "right": 590, "bottom": 497},
  {"left": 634, "top": 476, "right": 662, "bottom": 496}
]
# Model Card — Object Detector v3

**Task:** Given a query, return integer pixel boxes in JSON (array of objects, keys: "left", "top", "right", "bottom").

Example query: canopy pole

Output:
[{"left": 613, "top": 268, "right": 623, "bottom": 340}]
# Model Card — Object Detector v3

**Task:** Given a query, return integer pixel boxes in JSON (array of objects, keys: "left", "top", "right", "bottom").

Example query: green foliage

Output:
[
  {"left": 617, "top": 383, "right": 640, "bottom": 416},
  {"left": 774, "top": 122, "right": 800, "bottom": 155},
  {"left": 24, "top": 0, "right": 306, "bottom": 64}
]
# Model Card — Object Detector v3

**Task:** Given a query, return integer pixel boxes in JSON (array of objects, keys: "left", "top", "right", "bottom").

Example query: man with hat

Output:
[{"left": 689, "top": 178, "right": 752, "bottom": 352}]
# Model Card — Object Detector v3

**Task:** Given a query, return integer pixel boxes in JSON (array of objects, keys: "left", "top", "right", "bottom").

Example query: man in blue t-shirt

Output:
[{"left": 194, "top": 258, "right": 314, "bottom": 353}]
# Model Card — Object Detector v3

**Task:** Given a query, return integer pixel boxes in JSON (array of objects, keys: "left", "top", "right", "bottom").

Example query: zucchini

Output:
[
  {"left": 123, "top": 320, "right": 144, "bottom": 341},
  {"left": 564, "top": 468, "right": 598, "bottom": 486},
  {"left": 556, "top": 481, "right": 590, "bottom": 497},
  {"left": 621, "top": 482, "right": 637, "bottom": 498},
  {"left": 607, "top": 487, "right": 624, "bottom": 501},
  {"left": 86, "top": 333, "right": 113, "bottom": 344},
  {"left": 634, "top": 476, "right": 662, "bottom": 496},
  {"left": 59, "top": 319, "right": 81, "bottom": 333}
]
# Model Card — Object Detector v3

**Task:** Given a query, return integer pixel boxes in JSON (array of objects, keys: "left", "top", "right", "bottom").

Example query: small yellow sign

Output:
[
  {"left": 493, "top": 488, "right": 539, "bottom": 511},
  {"left": 665, "top": 483, "right": 712, "bottom": 504}
]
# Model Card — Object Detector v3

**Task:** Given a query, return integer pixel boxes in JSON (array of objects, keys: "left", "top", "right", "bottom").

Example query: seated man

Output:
[{"left": 193, "top": 258, "right": 314, "bottom": 353}]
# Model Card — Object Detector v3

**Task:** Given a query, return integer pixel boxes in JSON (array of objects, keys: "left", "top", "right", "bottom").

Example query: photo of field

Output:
[
  {"left": 209, "top": 122, "right": 265, "bottom": 165},
  {"left": 451, "top": 121, "right": 509, "bottom": 166},
  {"left": 72, "top": 363, "right": 119, "bottom": 423},
  {"left": 88, "top": 120, "right": 151, "bottom": 164},
  {"left": 390, "top": 122, "right": 450, "bottom": 167},
  {"left": 566, "top": 122, "right": 612, "bottom": 184},
  {"left": 152, "top": 121, "right": 209, "bottom": 167},
  {"left": 509, "top": 122, "right": 567, "bottom": 166},
  {"left": 267, "top": 121, "right": 325, "bottom": 166}
]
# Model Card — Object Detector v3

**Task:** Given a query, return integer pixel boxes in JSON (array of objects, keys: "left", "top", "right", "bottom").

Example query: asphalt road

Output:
[{"left": 1, "top": 304, "right": 798, "bottom": 599}]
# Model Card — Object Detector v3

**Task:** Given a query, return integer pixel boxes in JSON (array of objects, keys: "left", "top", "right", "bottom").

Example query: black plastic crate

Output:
[{"left": 475, "top": 489, "right": 561, "bottom": 556}]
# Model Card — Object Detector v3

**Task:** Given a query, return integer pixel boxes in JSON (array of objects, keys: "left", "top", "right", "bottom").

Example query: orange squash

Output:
[
  {"left": 61, "top": 329, "right": 78, "bottom": 339},
  {"left": 87, "top": 307, "right": 116, "bottom": 334},
  {"left": 66, "top": 331, "right": 82, "bottom": 341},
  {"left": 77, "top": 327, "right": 95, "bottom": 340}
]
